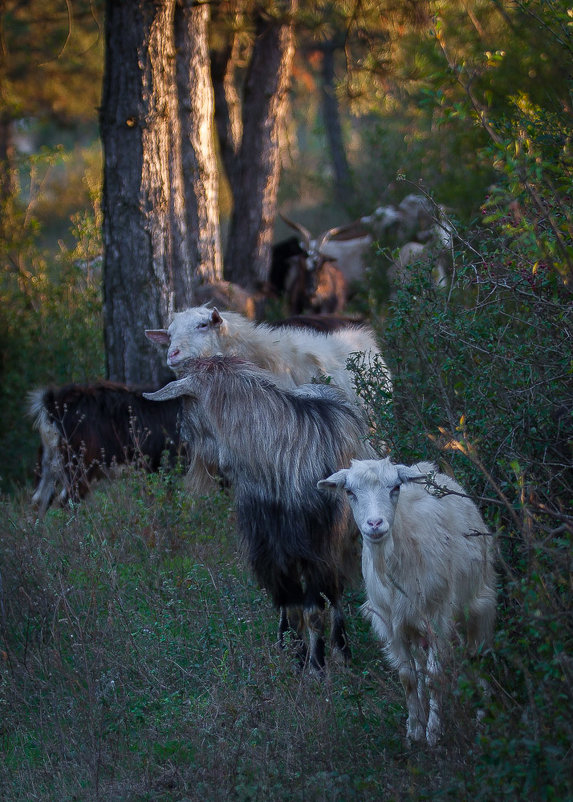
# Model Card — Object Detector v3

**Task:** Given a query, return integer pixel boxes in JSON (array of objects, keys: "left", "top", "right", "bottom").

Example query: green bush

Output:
[
  {"left": 351, "top": 193, "right": 572, "bottom": 798},
  {"left": 0, "top": 203, "right": 104, "bottom": 490}
]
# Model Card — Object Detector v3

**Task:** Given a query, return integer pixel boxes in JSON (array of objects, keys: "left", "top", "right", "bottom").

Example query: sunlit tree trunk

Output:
[
  {"left": 224, "top": 2, "right": 297, "bottom": 289},
  {"left": 210, "top": 2, "right": 243, "bottom": 199},
  {"left": 101, "top": 0, "right": 190, "bottom": 385},
  {"left": 175, "top": 0, "right": 222, "bottom": 285}
]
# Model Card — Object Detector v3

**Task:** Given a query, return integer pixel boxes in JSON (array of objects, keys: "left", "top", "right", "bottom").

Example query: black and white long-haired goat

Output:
[{"left": 145, "top": 356, "right": 378, "bottom": 671}]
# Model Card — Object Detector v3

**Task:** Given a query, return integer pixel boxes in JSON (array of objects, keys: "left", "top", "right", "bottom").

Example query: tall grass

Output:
[{"left": 0, "top": 466, "right": 532, "bottom": 802}]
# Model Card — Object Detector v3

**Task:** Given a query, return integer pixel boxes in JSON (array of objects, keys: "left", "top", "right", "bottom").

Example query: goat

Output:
[
  {"left": 387, "top": 223, "right": 453, "bottom": 295},
  {"left": 318, "top": 457, "right": 497, "bottom": 744},
  {"left": 362, "top": 193, "right": 438, "bottom": 244},
  {"left": 144, "top": 356, "right": 378, "bottom": 671},
  {"left": 145, "top": 306, "right": 388, "bottom": 494},
  {"left": 361, "top": 194, "right": 455, "bottom": 295},
  {"left": 270, "top": 314, "right": 367, "bottom": 333},
  {"left": 286, "top": 254, "right": 348, "bottom": 315},
  {"left": 28, "top": 382, "right": 186, "bottom": 516},
  {"left": 280, "top": 213, "right": 372, "bottom": 295},
  {"left": 144, "top": 306, "right": 389, "bottom": 403},
  {"left": 193, "top": 280, "right": 266, "bottom": 320}
]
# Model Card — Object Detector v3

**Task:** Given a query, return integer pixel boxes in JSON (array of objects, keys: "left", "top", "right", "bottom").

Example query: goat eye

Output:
[
  {"left": 345, "top": 489, "right": 356, "bottom": 500},
  {"left": 197, "top": 322, "right": 208, "bottom": 330}
]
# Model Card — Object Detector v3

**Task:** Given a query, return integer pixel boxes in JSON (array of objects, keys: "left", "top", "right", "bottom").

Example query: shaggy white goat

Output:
[
  {"left": 145, "top": 306, "right": 390, "bottom": 402},
  {"left": 318, "top": 458, "right": 496, "bottom": 745}
]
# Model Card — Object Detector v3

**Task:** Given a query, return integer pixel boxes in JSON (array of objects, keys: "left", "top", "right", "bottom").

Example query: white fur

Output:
[
  {"left": 145, "top": 305, "right": 391, "bottom": 402},
  {"left": 28, "top": 389, "right": 66, "bottom": 515},
  {"left": 318, "top": 457, "right": 497, "bottom": 745},
  {"left": 314, "top": 233, "right": 373, "bottom": 285}
]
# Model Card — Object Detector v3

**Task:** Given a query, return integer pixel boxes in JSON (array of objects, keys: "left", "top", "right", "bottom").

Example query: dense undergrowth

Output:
[
  {"left": 351, "top": 199, "right": 573, "bottom": 801},
  {"left": 2, "top": 468, "right": 564, "bottom": 802},
  {"left": 1, "top": 210, "right": 572, "bottom": 797},
  {"left": 1, "top": 187, "right": 572, "bottom": 800},
  {"left": 1, "top": 12, "right": 572, "bottom": 793}
]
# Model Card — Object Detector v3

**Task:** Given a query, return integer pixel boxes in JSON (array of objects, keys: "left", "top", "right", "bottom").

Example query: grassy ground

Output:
[{"left": 0, "top": 469, "right": 567, "bottom": 801}]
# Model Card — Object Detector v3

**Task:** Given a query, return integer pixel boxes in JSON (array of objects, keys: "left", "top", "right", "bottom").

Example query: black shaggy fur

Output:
[
  {"left": 29, "top": 381, "right": 187, "bottom": 513},
  {"left": 269, "top": 235, "right": 305, "bottom": 295}
]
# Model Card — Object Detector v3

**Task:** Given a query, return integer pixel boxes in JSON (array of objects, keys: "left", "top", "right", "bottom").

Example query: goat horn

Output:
[
  {"left": 279, "top": 213, "right": 312, "bottom": 249},
  {"left": 320, "top": 219, "right": 369, "bottom": 248},
  {"left": 316, "top": 224, "right": 350, "bottom": 253}
]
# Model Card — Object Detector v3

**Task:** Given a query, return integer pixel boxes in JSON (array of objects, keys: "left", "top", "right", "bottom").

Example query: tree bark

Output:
[
  {"left": 320, "top": 42, "right": 352, "bottom": 206},
  {"left": 101, "top": 0, "right": 190, "bottom": 385},
  {"left": 210, "top": 3, "right": 243, "bottom": 197},
  {"left": 175, "top": 0, "right": 223, "bottom": 286},
  {"left": 224, "top": 2, "right": 297, "bottom": 289}
]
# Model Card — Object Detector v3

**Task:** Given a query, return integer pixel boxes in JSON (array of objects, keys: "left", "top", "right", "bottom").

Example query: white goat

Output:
[
  {"left": 145, "top": 306, "right": 390, "bottom": 402},
  {"left": 318, "top": 458, "right": 497, "bottom": 746}
]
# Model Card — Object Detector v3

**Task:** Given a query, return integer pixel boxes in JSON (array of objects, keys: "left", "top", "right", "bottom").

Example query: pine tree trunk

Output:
[
  {"left": 210, "top": 3, "right": 243, "bottom": 200},
  {"left": 175, "top": 0, "right": 223, "bottom": 285},
  {"left": 224, "top": 2, "right": 297, "bottom": 289},
  {"left": 100, "top": 0, "right": 190, "bottom": 386},
  {"left": 211, "top": 38, "right": 243, "bottom": 199},
  {"left": 321, "top": 43, "right": 352, "bottom": 206}
]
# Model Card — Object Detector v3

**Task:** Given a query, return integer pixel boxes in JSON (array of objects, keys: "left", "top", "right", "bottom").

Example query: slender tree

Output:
[
  {"left": 100, "top": 0, "right": 190, "bottom": 385},
  {"left": 222, "top": 1, "right": 297, "bottom": 289},
  {"left": 210, "top": 0, "right": 243, "bottom": 197},
  {"left": 317, "top": 37, "right": 352, "bottom": 205},
  {"left": 175, "top": 0, "right": 223, "bottom": 285}
]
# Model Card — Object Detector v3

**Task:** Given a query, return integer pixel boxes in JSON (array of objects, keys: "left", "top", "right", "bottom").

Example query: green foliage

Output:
[
  {"left": 2, "top": 0, "right": 103, "bottom": 124},
  {"left": 1, "top": 471, "right": 556, "bottom": 801},
  {"left": 0, "top": 160, "right": 104, "bottom": 490},
  {"left": 350, "top": 124, "right": 572, "bottom": 798}
]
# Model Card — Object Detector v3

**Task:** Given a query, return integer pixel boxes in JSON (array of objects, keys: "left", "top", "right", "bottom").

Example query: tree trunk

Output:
[
  {"left": 224, "top": 2, "right": 297, "bottom": 289},
  {"left": 100, "top": 0, "right": 190, "bottom": 386},
  {"left": 210, "top": 3, "right": 243, "bottom": 198},
  {"left": 175, "top": 0, "right": 223, "bottom": 286},
  {"left": 320, "top": 43, "right": 352, "bottom": 206}
]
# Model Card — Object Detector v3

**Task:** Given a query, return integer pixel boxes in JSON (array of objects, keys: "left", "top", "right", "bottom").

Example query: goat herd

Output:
[
  {"left": 182, "top": 193, "right": 456, "bottom": 319},
  {"left": 28, "top": 299, "right": 496, "bottom": 748}
]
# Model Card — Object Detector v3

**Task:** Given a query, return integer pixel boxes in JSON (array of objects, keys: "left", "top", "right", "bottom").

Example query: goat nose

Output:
[
  {"left": 168, "top": 347, "right": 180, "bottom": 360},
  {"left": 367, "top": 518, "right": 384, "bottom": 530}
]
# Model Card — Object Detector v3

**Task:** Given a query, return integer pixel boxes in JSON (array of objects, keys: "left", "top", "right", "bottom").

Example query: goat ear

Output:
[
  {"left": 317, "top": 469, "right": 348, "bottom": 492},
  {"left": 143, "top": 377, "right": 197, "bottom": 402},
  {"left": 396, "top": 464, "right": 427, "bottom": 483},
  {"left": 211, "top": 308, "right": 223, "bottom": 327},
  {"left": 145, "top": 329, "right": 170, "bottom": 345}
]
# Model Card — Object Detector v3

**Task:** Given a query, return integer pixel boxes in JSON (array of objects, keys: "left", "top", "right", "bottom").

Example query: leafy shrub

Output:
[
  {"left": 351, "top": 196, "right": 572, "bottom": 797},
  {"left": 0, "top": 194, "right": 104, "bottom": 490}
]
